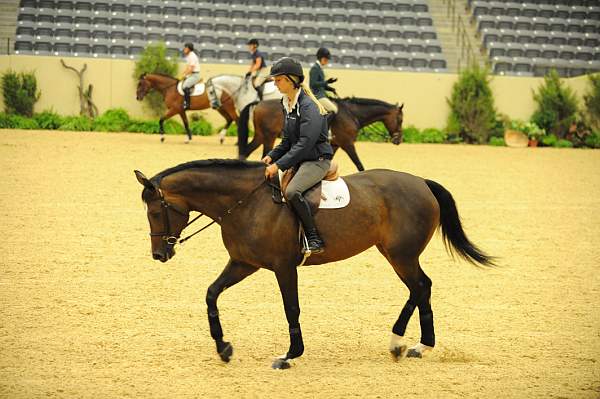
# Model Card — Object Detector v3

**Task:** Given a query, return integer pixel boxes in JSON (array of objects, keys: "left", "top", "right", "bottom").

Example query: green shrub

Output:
[
  {"left": 583, "top": 73, "right": 600, "bottom": 131},
  {"left": 401, "top": 126, "right": 447, "bottom": 143},
  {"left": 554, "top": 139, "right": 573, "bottom": 148},
  {"left": 489, "top": 136, "right": 506, "bottom": 146},
  {"left": 1, "top": 70, "right": 40, "bottom": 117},
  {"left": 59, "top": 115, "right": 93, "bottom": 131},
  {"left": 133, "top": 42, "right": 178, "bottom": 117},
  {"left": 420, "top": 128, "right": 447, "bottom": 143},
  {"left": 33, "top": 109, "right": 63, "bottom": 129},
  {"left": 127, "top": 119, "right": 161, "bottom": 134},
  {"left": 584, "top": 131, "right": 600, "bottom": 148},
  {"left": 224, "top": 122, "right": 254, "bottom": 137},
  {"left": 357, "top": 121, "right": 388, "bottom": 142},
  {"left": 531, "top": 69, "right": 578, "bottom": 139},
  {"left": 446, "top": 64, "right": 497, "bottom": 143},
  {"left": 540, "top": 133, "right": 558, "bottom": 147},
  {"left": 0, "top": 114, "right": 39, "bottom": 129},
  {"left": 507, "top": 120, "right": 546, "bottom": 140},
  {"left": 190, "top": 119, "right": 213, "bottom": 136},
  {"left": 163, "top": 119, "right": 185, "bottom": 134},
  {"left": 92, "top": 108, "right": 130, "bottom": 132}
]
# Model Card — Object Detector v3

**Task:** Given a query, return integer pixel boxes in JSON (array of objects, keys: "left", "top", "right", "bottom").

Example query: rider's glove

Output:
[{"left": 326, "top": 77, "right": 338, "bottom": 84}]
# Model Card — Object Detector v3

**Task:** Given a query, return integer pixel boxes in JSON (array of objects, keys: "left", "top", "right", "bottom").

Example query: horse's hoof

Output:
[
  {"left": 390, "top": 345, "right": 407, "bottom": 361},
  {"left": 271, "top": 358, "right": 291, "bottom": 370},
  {"left": 160, "top": 137, "right": 165, "bottom": 143},
  {"left": 406, "top": 348, "right": 423, "bottom": 358},
  {"left": 218, "top": 342, "right": 233, "bottom": 363},
  {"left": 219, "top": 138, "right": 225, "bottom": 145}
]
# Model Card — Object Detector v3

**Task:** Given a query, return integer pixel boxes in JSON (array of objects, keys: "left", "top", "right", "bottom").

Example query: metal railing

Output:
[{"left": 441, "top": 0, "right": 482, "bottom": 72}]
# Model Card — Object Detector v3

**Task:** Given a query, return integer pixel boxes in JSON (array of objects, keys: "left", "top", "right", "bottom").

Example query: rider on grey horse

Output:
[{"left": 181, "top": 43, "right": 201, "bottom": 110}]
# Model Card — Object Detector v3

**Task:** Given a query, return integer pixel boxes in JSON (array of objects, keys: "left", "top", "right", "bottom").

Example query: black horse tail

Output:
[
  {"left": 425, "top": 179, "right": 496, "bottom": 267},
  {"left": 237, "top": 102, "right": 258, "bottom": 159}
]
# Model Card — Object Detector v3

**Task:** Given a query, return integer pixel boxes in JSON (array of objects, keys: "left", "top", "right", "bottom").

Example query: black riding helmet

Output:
[
  {"left": 316, "top": 47, "right": 331, "bottom": 60},
  {"left": 183, "top": 42, "right": 194, "bottom": 51},
  {"left": 247, "top": 38, "right": 259, "bottom": 46},
  {"left": 270, "top": 57, "right": 304, "bottom": 88}
]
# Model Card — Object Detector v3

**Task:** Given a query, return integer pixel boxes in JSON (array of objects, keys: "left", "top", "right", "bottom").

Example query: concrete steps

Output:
[
  {"left": 0, "top": 0, "right": 18, "bottom": 55},
  {"left": 427, "top": 0, "right": 488, "bottom": 73}
]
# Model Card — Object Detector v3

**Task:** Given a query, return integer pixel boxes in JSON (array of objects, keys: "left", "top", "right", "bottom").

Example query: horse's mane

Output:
[
  {"left": 335, "top": 97, "right": 395, "bottom": 108},
  {"left": 142, "top": 159, "right": 264, "bottom": 202}
]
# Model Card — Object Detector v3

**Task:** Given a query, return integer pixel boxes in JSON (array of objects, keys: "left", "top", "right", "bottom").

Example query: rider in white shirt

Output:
[{"left": 182, "top": 43, "right": 200, "bottom": 110}]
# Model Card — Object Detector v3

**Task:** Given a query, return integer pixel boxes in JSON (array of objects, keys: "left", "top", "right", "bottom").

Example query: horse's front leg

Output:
[
  {"left": 206, "top": 259, "right": 258, "bottom": 362},
  {"left": 272, "top": 266, "right": 304, "bottom": 369},
  {"left": 158, "top": 108, "right": 180, "bottom": 143}
]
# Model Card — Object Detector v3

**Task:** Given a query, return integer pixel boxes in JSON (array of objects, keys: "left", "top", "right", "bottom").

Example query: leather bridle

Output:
[{"left": 148, "top": 180, "right": 269, "bottom": 246}]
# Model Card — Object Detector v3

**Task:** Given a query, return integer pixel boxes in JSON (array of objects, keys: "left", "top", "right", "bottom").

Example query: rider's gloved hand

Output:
[
  {"left": 245, "top": 72, "right": 252, "bottom": 78},
  {"left": 326, "top": 77, "right": 337, "bottom": 84},
  {"left": 326, "top": 87, "right": 337, "bottom": 96}
]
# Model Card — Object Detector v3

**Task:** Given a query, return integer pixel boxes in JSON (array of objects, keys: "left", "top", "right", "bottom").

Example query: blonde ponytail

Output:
[{"left": 302, "top": 83, "right": 328, "bottom": 115}]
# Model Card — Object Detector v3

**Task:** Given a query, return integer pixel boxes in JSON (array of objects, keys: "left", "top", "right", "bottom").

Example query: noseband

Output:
[
  {"left": 391, "top": 112, "right": 403, "bottom": 142},
  {"left": 149, "top": 188, "right": 198, "bottom": 245}
]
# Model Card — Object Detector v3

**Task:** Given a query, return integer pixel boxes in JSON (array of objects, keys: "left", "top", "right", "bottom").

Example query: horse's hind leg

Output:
[
  {"left": 179, "top": 111, "right": 192, "bottom": 143},
  {"left": 377, "top": 246, "right": 435, "bottom": 360},
  {"left": 206, "top": 259, "right": 258, "bottom": 363}
]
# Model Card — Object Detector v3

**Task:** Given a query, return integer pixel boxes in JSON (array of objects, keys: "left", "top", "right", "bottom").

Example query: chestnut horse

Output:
[
  {"left": 134, "top": 159, "right": 494, "bottom": 369},
  {"left": 237, "top": 97, "right": 404, "bottom": 171},
  {"left": 136, "top": 73, "right": 239, "bottom": 143}
]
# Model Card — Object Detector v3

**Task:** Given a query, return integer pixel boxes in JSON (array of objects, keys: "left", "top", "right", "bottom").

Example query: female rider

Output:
[{"left": 262, "top": 57, "right": 333, "bottom": 254}]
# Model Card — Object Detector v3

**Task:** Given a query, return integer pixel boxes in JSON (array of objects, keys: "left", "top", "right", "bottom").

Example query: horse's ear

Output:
[
  {"left": 399, "top": 103, "right": 404, "bottom": 111},
  {"left": 139, "top": 73, "right": 146, "bottom": 79},
  {"left": 134, "top": 170, "right": 154, "bottom": 189}
]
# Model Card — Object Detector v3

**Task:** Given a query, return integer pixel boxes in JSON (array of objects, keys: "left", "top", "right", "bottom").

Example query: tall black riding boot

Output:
[
  {"left": 289, "top": 194, "right": 325, "bottom": 254},
  {"left": 183, "top": 88, "right": 191, "bottom": 110}
]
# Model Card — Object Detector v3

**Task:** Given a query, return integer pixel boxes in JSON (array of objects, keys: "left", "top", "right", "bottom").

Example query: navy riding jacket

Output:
[{"left": 268, "top": 90, "right": 333, "bottom": 171}]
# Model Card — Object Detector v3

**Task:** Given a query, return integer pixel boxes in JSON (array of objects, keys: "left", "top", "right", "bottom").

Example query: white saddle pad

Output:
[
  {"left": 177, "top": 81, "right": 206, "bottom": 96},
  {"left": 262, "top": 81, "right": 277, "bottom": 95},
  {"left": 319, "top": 178, "right": 350, "bottom": 209},
  {"left": 278, "top": 171, "right": 350, "bottom": 209}
]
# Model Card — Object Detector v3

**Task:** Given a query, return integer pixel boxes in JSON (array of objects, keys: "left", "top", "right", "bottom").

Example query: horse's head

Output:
[
  {"left": 135, "top": 170, "right": 190, "bottom": 263},
  {"left": 136, "top": 74, "right": 152, "bottom": 101},
  {"left": 388, "top": 103, "right": 404, "bottom": 145}
]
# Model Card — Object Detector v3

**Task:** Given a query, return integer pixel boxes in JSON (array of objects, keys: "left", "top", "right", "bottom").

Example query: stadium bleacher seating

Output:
[
  {"left": 13, "top": 0, "right": 448, "bottom": 72},
  {"left": 468, "top": 0, "right": 600, "bottom": 77}
]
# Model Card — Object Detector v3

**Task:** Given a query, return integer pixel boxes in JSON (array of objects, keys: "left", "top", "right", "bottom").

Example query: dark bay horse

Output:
[
  {"left": 136, "top": 73, "right": 238, "bottom": 143},
  {"left": 134, "top": 159, "right": 494, "bottom": 369},
  {"left": 237, "top": 97, "right": 404, "bottom": 171}
]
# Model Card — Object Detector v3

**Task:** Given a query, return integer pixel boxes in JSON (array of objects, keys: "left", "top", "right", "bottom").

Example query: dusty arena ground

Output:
[{"left": 0, "top": 130, "right": 598, "bottom": 398}]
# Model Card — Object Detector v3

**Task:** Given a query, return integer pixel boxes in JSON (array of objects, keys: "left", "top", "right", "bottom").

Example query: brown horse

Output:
[
  {"left": 134, "top": 159, "right": 494, "bottom": 369},
  {"left": 237, "top": 97, "right": 404, "bottom": 171},
  {"left": 136, "top": 73, "right": 238, "bottom": 143}
]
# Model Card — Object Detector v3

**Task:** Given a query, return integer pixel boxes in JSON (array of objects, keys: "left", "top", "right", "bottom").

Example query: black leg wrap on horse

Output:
[
  {"left": 206, "top": 285, "right": 224, "bottom": 341},
  {"left": 287, "top": 325, "right": 304, "bottom": 359},
  {"left": 392, "top": 300, "right": 416, "bottom": 336},
  {"left": 419, "top": 310, "right": 435, "bottom": 347},
  {"left": 207, "top": 308, "right": 223, "bottom": 341}
]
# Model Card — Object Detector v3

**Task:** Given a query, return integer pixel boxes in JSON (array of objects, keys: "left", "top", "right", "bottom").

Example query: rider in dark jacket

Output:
[{"left": 263, "top": 58, "right": 333, "bottom": 254}]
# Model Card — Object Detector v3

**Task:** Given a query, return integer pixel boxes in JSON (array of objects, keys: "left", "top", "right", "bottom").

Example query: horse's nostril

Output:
[{"left": 153, "top": 252, "right": 162, "bottom": 260}]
